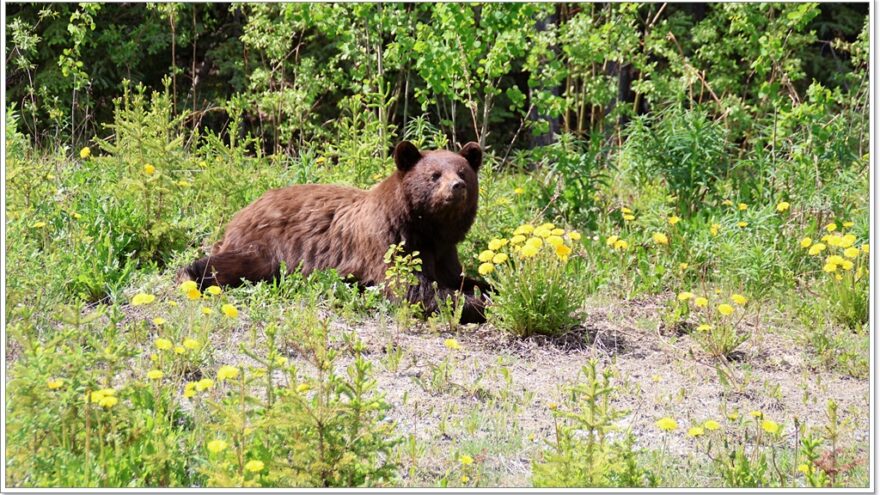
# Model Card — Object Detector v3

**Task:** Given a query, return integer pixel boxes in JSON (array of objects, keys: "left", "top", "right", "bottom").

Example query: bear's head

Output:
[{"left": 393, "top": 141, "right": 481, "bottom": 233}]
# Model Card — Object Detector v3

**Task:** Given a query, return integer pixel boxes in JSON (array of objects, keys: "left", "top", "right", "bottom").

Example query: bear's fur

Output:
[{"left": 180, "top": 141, "right": 489, "bottom": 323}]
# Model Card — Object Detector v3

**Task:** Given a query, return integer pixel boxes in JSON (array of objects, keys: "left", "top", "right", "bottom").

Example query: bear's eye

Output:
[{"left": 431, "top": 171, "right": 441, "bottom": 181}]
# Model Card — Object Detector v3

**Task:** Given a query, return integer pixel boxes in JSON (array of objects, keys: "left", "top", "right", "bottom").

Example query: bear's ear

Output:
[
  {"left": 459, "top": 141, "right": 482, "bottom": 172},
  {"left": 393, "top": 141, "right": 422, "bottom": 172}
]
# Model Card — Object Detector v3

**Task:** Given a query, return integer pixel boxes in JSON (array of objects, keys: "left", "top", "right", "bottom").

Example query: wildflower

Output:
[
  {"left": 174, "top": 346, "right": 186, "bottom": 354},
  {"left": 569, "top": 231, "right": 581, "bottom": 241},
  {"left": 80, "top": 147, "right": 91, "bottom": 159},
  {"left": 710, "top": 223, "right": 720, "bottom": 236},
  {"left": 825, "top": 223, "right": 837, "bottom": 232},
  {"left": 478, "top": 262, "right": 494, "bottom": 275},
  {"left": 842, "top": 221, "right": 854, "bottom": 228},
  {"left": 444, "top": 339, "right": 461, "bottom": 351},
  {"left": 184, "top": 382, "right": 197, "bottom": 398},
  {"left": 513, "top": 187, "right": 524, "bottom": 195},
  {"left": 839, "top": 260, "right": 853, "bottom": 271},
  {"left": 183, "top": 338, "right": 200, "bottom": 350},
  {"left": 688, "top": 426, "right": 705, "bottom": 437},
  {"left": 731, "top": 294, "right": 748, "bottom": 305},
  {"left": 722, "top": 199, "right": 734, "bottom": 206},
  {"left": 677, "top": 292, "right": 694, "bottom": 301},
  {"left": 703, "top": 420, "right": 721, "bottom": 431},
  {"left": 822, "top": 263, "right": 837, "bottom": 273},
  {"left": 534, "top": 227, "right": 551, "bottom": 238},
  {"left": 207, "top": 439, "right": 228, "bottom": 454},
  {"left": 492, "top": 253, "right": 508, "bottom": 264},
  {"left": 668, "top": 216, "right": 680, "bottom": 226},
  {"left": 840, "top": 234, "right": 856, "bottom": 248},
  {"left": 623, "top": 214, "right": 636, "bottom": 221},
  {"left": 797, "top": 464, "right": 810, "bottom": 474},
  {"left": 679, "top": 263, "right": 689, "bottom": 271},
  {"left": 150, "top": 353, "right": 158, "bottom": 362},
  {"left": 296, "top": 383, "right": 311, "bottom": 393},
  {"left": 555, "top": 244, "right": 572, "bottom": 260},
  {"left": 540, "top": 222, "right": 556, "bottom": 231},
  {"left": 520, "top": 245, "right": 539, "bottom": 258},
  {"left": 694, "top": 297, "right": 708, "bottom": 308},
  {"left": 187, "top": 288, "right": 202, "bottom": 300},
  {"left": 179, "top": 280, "right": 198, "bottom": 292},
  {"left": 147, "top": 370, "right": 164, "bottom": 380},
  {"left": 201, "top": 307, "right": 213, "bottom": 315},
  {"left": 738, "top": 203, "right": 748, "bottom": 211},
  {"left": 546, "top": 235, "right": 564, "bottom": 247},
  {"left": 461, "top": 475, "right": 470, "bottom": 483},
  {"left": 510, "top": 235, "right": 526, "bottom": 245},
  {"left": 717, "top": 304, "right": 734, "bottom": 316},
  {"left": 217, "top": 365, "right": 240, "bottom": 381},
  {"left": 749, "top": 410, "right": 763, "bottom": 418},
  {"left": 47, "top": 378, "right": 64, "bottom": 389},
  {"left": 478, "top": 250, "right": 495, "bottom": 262},
  {"left": 728, "top": 410, "right": 740, "bottom": 421},
  {"left": 551, "top": 228, "right": 564, "bottom": 236},
  {"left": 177, "top": 180, "right": 191, "bottom": 188},
  {"left": 621, "top": 207, "right": 633, "bottom": 214},
  {"left": 274, "top": 356, "right": 288, "bottom": 367},
  {"left": 613, "top": 239, "right": 629, "bottom": 251},
  {"left": 155, "top": 338, "right": 173, "bottom": 351},
  {"left": 800, "top": 237, "right": 812, "bottom": 248},
  {"left": 826, "top": 235, "right": 841, "bottom": 247},
  {"left": 488, "top": 238, "right": 508, "bottom": 251},
  {"left": 605, "top": 235, "right": 619, "bottom": 247},
  {"left": 196, "top": 378, "right": 214, "bottom": 391},
  {"left": 808, "top": 243, "right": 826, "bottom": 255},
  {"left": 843, "top": 247, "right": 860, "bottom": 259},
  {"left": 776, "top": 201, "right": 790, "bottom": 212},
  {"left": 152, "top": 317, "right": 166, "bottom": 326},
  {"left": 131, "top": 293, "right": 156, "bottom": 306},
  {"left": 221, "top": 304, "right": 239, "bottom": 318},
  {"left": 245, "top": 460, "right": 265, "bottom": 473},
  {"left": 737, "top": 221, "right": 748, "bottom": 228},
  {"left": 98, "top": 396, "right": 119, "bottom": 408},
  {"left": 526, "top": 237, "right": 543, "bottom": 249},
  {"left": 513, "top": 224, "right": 534, "bottom": 236},
  {"left": 656, "top": 417, "right": 678, "bottom": 432},
  {"left": 761, "top": 419, "right": 781, "bottom": 435},
  {"left": 205, "top": 285, "right": 222, "bottom": 296},
  {"left": 143, "top": 164, "right": 156, "bottom": 175},
  {"left": 460, "top": 455, "right": 474, "bottom": 466},
  {"left": 652, "top": 232, "right": 669, "bottom": 245},
  {"left": 696, "top": 324, "right": 713, "bottom": 332},
  {"left": 32, "top": 220, "right": 47, "bottom": 229},
  {"left": 862, "top": 244, "right": 870, "bottom": 254}
]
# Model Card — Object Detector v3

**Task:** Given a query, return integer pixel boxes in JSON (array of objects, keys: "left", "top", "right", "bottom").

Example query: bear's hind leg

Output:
[{"left": 180, "top": 250, "right": 279, "bottom": 289}]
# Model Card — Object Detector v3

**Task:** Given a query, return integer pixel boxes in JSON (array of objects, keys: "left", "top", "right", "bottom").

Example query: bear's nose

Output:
[{"left": 452, "top": 179, "right": 465, "bottom": 191}]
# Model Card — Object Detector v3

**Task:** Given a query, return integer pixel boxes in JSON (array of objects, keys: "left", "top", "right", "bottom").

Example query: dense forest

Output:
[{"left": 4, "top": 3, "right": 872, "bottom": 489}]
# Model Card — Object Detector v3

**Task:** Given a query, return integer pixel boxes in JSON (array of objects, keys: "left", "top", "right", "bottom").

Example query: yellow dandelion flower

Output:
[
  {"left": 520, "top": 245, "right": 539, "bottom": 258},
  {"left": 174, "top": 346, "right": 186, "bottom": 354},
  {"left": 808, "top": 243, "right": 826, "bottom": 255},
  {"left": 245, "top": 460, "right": 265, "bottom": 473},
  {"left": 201, "top": 307, "right": 213, "bottom": 315},
  {"left": 183, "top": 338, "right": 200, "bottom": 350},
  {"left": 761, "top": 419, "right": 781, "bottom": 435},
  {"left": 478, "top": 250, "right": 495, "bottom": 262},
  {"left": 551, "top": 228, "right": 565, "bottom": 236},
  {"left": 152, "top": 317, "right": 166, "bottom": 326},
  {"left": 840, "top": 234, "right": 856, "bottom": 248},
  {"left": 510, "top": 235, "right": 526, "bottom": 245},
  {"left": 555, "top": 244, "right": 572, "bottom": 260},
  {"left": 205, "top": 285, "right": 222, "bottom": 296},
  {"left": 710, "top": 223, "right": 720, "bottom": 236},
  {"left": 513, "top": 187, "right": 524, "bottom": 195},
  {"left": 187, "top": 288, "right": 202, "bottom": 300},
  {"left": 677, "top": 292, "right": 694, "bottom": 301},
  {"left": 217, "top": 365, "right": 240, "bottom": 381},
  {"left": 822, "top": 263, "right": 837, "bottom": 273},
  {"left": 196, "top": 378, "right": 214, "bottom": 391},
  {"left": 825, "top": 235, "right": 841, "bottom": 247},
  {"left": 623, "top": 214, "right": 636, "bottom": 221},
  {"left": 207, "top": 439, "right": 228, "bottom": 454},
  {"left": 514, "top": 224, "right": 535, "bottom": 235},
  {"left": 534, "top": 227, "right": 551, "bottom": 238},
  {"left": 492, "top": 253, "right": 508, "bottom": 264},
  {"left": 147, "top": 370, "right": 164, "bottom": 380},
  {"left": 737, "top": 203, "right": 748, "bottom": 211},
  {"left": 221, "top": 304, "right": 238, "bottom": 318},
  {"left": 131, "top": 293, "right": 156, "bottom": 306},
  {"left": 526, "top": 237, "right": 543, "bottom": 249},
  {"left": 652, "top": 232, "right": 669, "bottom": 245},
  {"left": 605, "top": 235, "right": 619, "bottom": 247},
  {"left": 461, "top": 475, "right": 470, "bottom": 483},
  {"left": 274, "top": 356, "right": 288, "bottom": 367},
  {"left": 656, "top": 417, "right": 678, "bottom": 432},
  {"left": 776, "top": 201, "right": 790, "bottom": 212},
  {"left": 444, "top": 339, "right": 461, "bottom": 351},
  {"left": 696, "top": 324, "right": 713, "bottom": 332},
  {"left": 47, "top": 378, "right": 64, "bottom": 389},
  {"left": 798, "top": 463, "right": 810, "bottom": 474},
  {"left": 844, "top": 247, "right": 860, "bottom": 259},
  {"left": 737, "top": 221, "right": 748, "bottom": 228},
  {"left": 613, "top": 239, "right": 629, "bottom": 251},
  {"left": 703, "top": 420, "right": 721, "bottom": 431},
  {"left": 800, "top": 237, "right": 812, "bottom": 248},
  {"left": 694, "top": 297, "right": 709, "bottom": 308},
  {"left": 98, "top": 396, "right": 118, "bottom": 408},
  {"left": 722, "top": 199, "right": 734, "bottom": 206},
  {"left": 296, "top": 383, "right": 311, "bottom": 393},
  {"left": 749, "top": 410, "right": 763, "bottom": 418},
  {"left": 184, "top": 382, "right": 196, "bottom": 398},
  {"left": 546, "top": 235, "right": 564, "bottom": 247},
  {"left": 179, "top": 280, "right": 198, "bottom": 292},
  {"left": 861, "top": 244, "right": 869, "bottom": 254},
  {"left": 177, "top": 180, "right": 191, "bottom": 188},
  {"left": 155, "top": 338, "right": 173, "bottom": 351},
  {"left": 478, "top": 262, "right": 494, "bottom": 275},
  {"left": 621, "top": 207, "right": 633, "bottom": 214},
  {"left": 839, "top": 260, "right": 853, "bottom": 271},
  {"left": 668, "top": 216, "right": 681, "bottom": 226},
  {"left": 731, "top": 294, "right": 748, "bottom": 305},
  {"left": 540, "top": 222, "right": 556, "bottom": 231},
  {"left": 825, "top": 223, "right": 837, "bottom": 232},
  {"left": 842, "top": 221, "right": 854, "bottom": 228},
  {"left": 488, "top": 238, "right": 507, "bottom": 251},
  {"left": 728, "top": 410, "right": 740, "bottom": 421},
  {"left": 569, "top": 231, "right": 581, "bottom": 241},
  {"left": 460, "top": 455, "right": 474, "bottom": 466},
  {"left": 143, "top": 164, "right": 156, "bottom": 175},
  {"left": 687, "top": 426, "right": 705, "bottom": 437},
  {"left": 679, "top": 263, "right": 689, "bottom": 271},
  {"left": 718, "top": 304, "right": 734, "bottom": 316},
  {"left": 80, "top": 147, "right": 91, "bottom": 159}
]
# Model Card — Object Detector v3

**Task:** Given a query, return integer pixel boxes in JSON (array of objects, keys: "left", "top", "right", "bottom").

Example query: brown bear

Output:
[{"left": 180, "top": 141, "right": 489, "bottom": 323}]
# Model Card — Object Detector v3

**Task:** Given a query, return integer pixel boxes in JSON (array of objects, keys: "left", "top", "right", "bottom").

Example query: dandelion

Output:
[
  {"left": 844, "top": 247, "right": 860, "bottom": 259},
  {"left": 245, "top": 460, "right": 265, "bottom": 473},
  {"left": 749, "top": 410, "right": 763, "bottom": 418},
  {"left": 526, "top": 237, "right": 543, "bottom": 249},
  {"left": 776, "top": 201, "right": 790, "bottom": 212},
  {"left": 825, "top": 223, "right": 837, "bottom": 232},
  {"left": 174, "top": 346, "right": 186, "bottom": 354},
  {"left": 808, "top": 243, "right": 826, "bottom": 255},
  {"left": 843, "top": 221, "right": 854, "bottom": 228},
  {"left": 613, "top": 239, "right": 629, "bottom": 251},
  {"left": 840, "top": 234, "right": 856, "bottom": 248},
  {"left": 478, "top": 262, "right": 494, "bottom": 275},
  {"left": 196, "top": 378, "right": 214, "bottom": 391},
  {"left": 605, "top": 235, "right": 619, "bottom": 247},
  {"left": 540, "top": 222, "right": 556, "bottom": 231},
  {"left": 696, "top": 324, "right": 713, "bottom": 332},
  {"left": 187, "top": 288, "right": 202, "bottom": 300},
  {"left": 800, "top": 237, "right": 813, "bottom": 248},
  {"left": 47, "top": 378, "right": 64, "bottom": 389},
  {"left": 131, "top": 293, "right": 156, "bottom": 306},
  {"left": 569, "top": 231, "right": 581, "bottom": 241},
  {"left": 668, "top": 216, "right": 680, "bottom": 226},
  {"left": 687, "top": 426, "right": 705, "bottom": 437},
  {"left": 274, "top": 356, "right": 288, "bottom": 367},
  {"left": 296, "top": 383, "right": 311, "bottom": 393},
  {"left": 155, "top": 338, "right": 173, "bottom": 351},
  {"left": 221, "top": 304, "right": 238, "bottom": 318},
  {"left": 492, "top": 253, "right": 508, "bottom": 264},
  {"left": 677, "top": 292, "right": 694, "bottom": 301},
  {"left": 722, "top": 199, "right": 734, "bottom": 206},
  {"left": 718, "top": 304, "right": 734, "bottom": 316},
  {"left": 207, "top": 439, "right": 228, "bottom": 454},
  {"left": 184, "top": 382, "right": 197, "bottom": 398},
  {"left": 737, "top": 221, "right": 748, "bottom": 228},
  {"left": 623, "top": 214, "right": 636, "bottom": 221},
  {"left": 147, "top": 370, "right": 164, "bottom": 380},
  {"left": 201, "top": 307, "right": 213, "bottom": 315},
  {"left": 152, "top": 317, "right": 166, "bottom": 326},
  {"left": 444, "top": 339, "right": 461, "bottom": 351},
  {"left": 460, "top": 455, "right": 474, "bottom": 466},
  {"left": 547, "top": 402, "right": 558, "bottom": 410},
  {"left": 520, "top": 245, "right": 539, "bottom": 258},
  {"left": 621, "top": 207, "right": 633, "bottom": 214},
  {"left": 32, "top": 220, "right": 48, "bottom": 229},
  {"left": 822, "top": 263, "right": 837, "bottom": 273},
  {"left": 510, "top": 235, "right": 526, "bottom": 245},
  {"left": 205, "top": 285, "right": 222, "bottom": 296},
  {"left": 797, "top": 464, "right": 810, "bottom": 474},
  {"left": 180, "top": 280, "right": 198, "bottom": 292},
  {"left": 839, "top": 260, "right": 853, "bottom": 271},
  {"left": 461, "top": 475, "right": 470, "bottom": 483},
  {"left": 183, "top": 338, "right": 200, "bottom": 350},
  {"left": 555, "top": 244, "right": 572, "bottom": 260},
  {"left": 513, "top": 187, "right": 524, "bottom": 195},
  {"left": 761, "top": 419, "right": 781, "bottom": 435},
  {"left": 217, "top": 365, "right": 240, "bottom": 381},
  {"left": 703, "top": 420, "right": 721, "bottom": 431},
  {"left": 862, "top": 244, "right": 870, "bottom": 254},
  {"left": 679, "top": 263, "right": 689, "bottom": 271},
  {"left": 80, "top": 147, "right": 91, "bottom": 159},
  {"left": 98, "top": 396, "right": 118, "bottom": 408},
  {"left": 694, "top": 297, "right": 708, "bottom": 308},
  {"left": 731, "top": 294, "right": 748, "bottom": 305},
  {"left": 488, "top": 238, "right": 508, "bottom": 251},
  {"left": 728, "top": 410, "right": 740, "bottom": 421},
  {"left": 513, "top": 224, "right": 534, "bottom": 236},
  {"left": 652, "top": 232, "right": 669, "bottom": 245},
  {"left": 546, "top": 235, "right": 564, "bottom": 247},
  {"left": 551, "top": 228, "right": 564, "bottom": 236},
  {"left": 534, "top": 227, "right": 552, "bottom": 238},
  {"left": 826, "top": 235, "right": 841, "bottom": 247},
  {"left": 656, "top": 417, "right": 678, "bottom": 432},
  {"left": 177, "top": 180, "right": 191, "bottom": 188},
  {"left": 478, "top": 250, "right": 495, "bottom": 262},
  {"left": 143, "top": 164, "right": 156, "bottom": 175}
]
